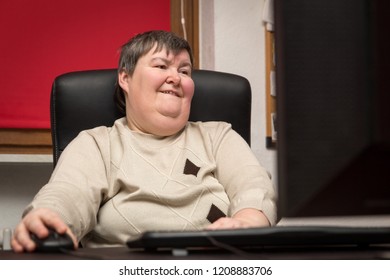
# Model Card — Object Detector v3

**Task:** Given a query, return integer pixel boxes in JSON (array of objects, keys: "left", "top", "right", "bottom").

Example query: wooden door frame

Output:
[{"left": 170, "top": 0, "right": 199, "bottom": 69}]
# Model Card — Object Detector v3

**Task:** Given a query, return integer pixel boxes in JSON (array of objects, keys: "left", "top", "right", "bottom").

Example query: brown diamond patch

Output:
[
  {"left": 207, "top": 204, "right": 226, "bottom": 223},
  {"left": 183, "top": 159, "right": 200, "bottom": 176}
]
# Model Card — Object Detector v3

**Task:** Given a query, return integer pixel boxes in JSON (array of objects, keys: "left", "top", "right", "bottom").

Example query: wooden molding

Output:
[
  {"left": 265, "top": 30, "right": 276, "bottom": 149},
  {"left": 170, "top": 0, "right": 199, "bottom": 69},
  {"left": 0, "top": 129, "right": 52, "bottom": 154},
  {"left": 0, "top": 2, "right": 199, "bottom": 155}
]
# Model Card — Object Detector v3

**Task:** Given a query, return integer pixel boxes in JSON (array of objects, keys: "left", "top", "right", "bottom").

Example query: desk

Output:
[{"left": 1, "top": 245, "right": 390, "bottom": 260}]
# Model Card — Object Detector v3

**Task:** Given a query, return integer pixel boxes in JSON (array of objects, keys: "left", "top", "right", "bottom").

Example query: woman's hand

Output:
[
  {"left": 206, "top": 208, "right": 270, "bottom": 230},
  {"left": 11, "top": 208, "right": 78, "bottom": 253}
]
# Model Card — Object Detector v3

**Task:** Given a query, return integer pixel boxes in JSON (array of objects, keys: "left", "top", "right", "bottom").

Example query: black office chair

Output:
[{"left": 50, "top": 69, "right": 252, "bottom": 166}]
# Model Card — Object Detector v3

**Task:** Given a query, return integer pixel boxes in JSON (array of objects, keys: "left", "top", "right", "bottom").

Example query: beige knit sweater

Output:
[{"left": 27, "top": 118, "right": 277, "bottom": 247}]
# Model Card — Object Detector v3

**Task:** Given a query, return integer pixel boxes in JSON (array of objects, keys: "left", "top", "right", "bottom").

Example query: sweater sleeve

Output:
[
  {"left": 211, "top": 123, "right": 278, "bottom": 225},
  {"left": 26, "top": 127, "right": 112, "bottom": 240}
]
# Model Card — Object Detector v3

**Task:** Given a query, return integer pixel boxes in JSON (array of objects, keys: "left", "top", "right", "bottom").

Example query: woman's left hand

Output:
[{"left": 206, "top": 208, "right": 270, "bottom": 230}]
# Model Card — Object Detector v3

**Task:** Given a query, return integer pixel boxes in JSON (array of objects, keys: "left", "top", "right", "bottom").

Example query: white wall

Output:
[{"left": 199, "top": 0, "right": 277, "bottom": 181}]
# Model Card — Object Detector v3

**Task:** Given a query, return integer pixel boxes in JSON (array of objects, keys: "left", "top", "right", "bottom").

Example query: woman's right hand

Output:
[{"left": 11, "top": 208, "right": 78, "bottom": 253}]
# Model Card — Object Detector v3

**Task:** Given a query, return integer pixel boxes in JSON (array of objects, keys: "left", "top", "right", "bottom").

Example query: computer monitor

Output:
[{"left": 274, "top": 0, "right": 390, "bottom": 218}]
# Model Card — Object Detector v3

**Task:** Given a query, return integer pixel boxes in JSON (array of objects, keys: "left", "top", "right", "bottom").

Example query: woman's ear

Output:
[{"left": 118, "top": 69, "right": 130, "bottom": 93}]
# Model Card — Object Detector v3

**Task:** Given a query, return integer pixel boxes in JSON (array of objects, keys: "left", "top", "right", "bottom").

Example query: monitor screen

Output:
[{"left": 274, "top": 0, "right": 390, "bottom": 218}]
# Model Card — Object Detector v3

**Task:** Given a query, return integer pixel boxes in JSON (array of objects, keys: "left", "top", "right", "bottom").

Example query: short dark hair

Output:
[{"left": 115, "top": 30, "right": 193, "bottom": 115}]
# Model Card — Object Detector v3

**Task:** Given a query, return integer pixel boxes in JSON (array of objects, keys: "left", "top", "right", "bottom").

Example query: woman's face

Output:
[{"left": 118, "top": 46, "right": 194, "bottom": 136}]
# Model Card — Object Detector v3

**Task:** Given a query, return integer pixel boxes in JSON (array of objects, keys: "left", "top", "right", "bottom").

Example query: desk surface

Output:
[{"left": 1, "top": 245, "right": 390, "bottom": 260}]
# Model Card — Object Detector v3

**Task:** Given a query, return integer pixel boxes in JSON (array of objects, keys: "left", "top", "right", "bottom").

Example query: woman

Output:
[{"left": 12, "top": 30, "right": 277, "bottom": 252}]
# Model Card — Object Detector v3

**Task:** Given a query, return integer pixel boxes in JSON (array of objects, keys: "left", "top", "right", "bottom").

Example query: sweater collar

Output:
[{"left": 115, "top": 117, "right": 185, "bottom": 148}]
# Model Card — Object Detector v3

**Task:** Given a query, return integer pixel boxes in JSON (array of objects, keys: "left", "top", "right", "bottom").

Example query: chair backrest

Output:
[{"left": 50, "top": 69, "right": 252, "bottom": 166}]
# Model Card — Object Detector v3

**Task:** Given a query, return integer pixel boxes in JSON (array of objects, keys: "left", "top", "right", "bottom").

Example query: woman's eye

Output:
[
  {"left": 156, "top": 65, "right": 167, "bottom": 69},
  {"left": 179, "top": 69, "right": 191, "bottom": 76}
]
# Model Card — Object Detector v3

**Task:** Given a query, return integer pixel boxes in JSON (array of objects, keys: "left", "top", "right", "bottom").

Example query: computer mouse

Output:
[{"left": 30, "top": 228, "right": 74, "bottom": 252}]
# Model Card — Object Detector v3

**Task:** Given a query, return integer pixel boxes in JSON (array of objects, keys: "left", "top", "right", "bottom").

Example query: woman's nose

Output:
[{"left": 166, "top": 69, "right": 181, "bottom": 85}]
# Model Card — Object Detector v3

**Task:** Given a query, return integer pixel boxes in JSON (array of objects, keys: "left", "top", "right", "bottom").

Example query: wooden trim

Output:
[
  {"left": 170, "top": 0, "right": 199, "bottom": 69},
  {"left": 265, "top": 29, "right": 276, "bottom": 149},
  {"left": 0, "top": 2, "right": 199, "bottom": 155},
  {"left": 0, "top": 129, "right": 52, "bottom": 154}
]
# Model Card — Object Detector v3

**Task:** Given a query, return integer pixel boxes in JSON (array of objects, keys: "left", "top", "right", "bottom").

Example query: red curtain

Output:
[{"left": 0, "top": 0, "right": 170, "bottom": 129}]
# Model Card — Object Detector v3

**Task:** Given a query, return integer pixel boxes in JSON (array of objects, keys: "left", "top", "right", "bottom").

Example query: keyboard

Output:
[{"left": 126, "top": 226, "right": 390, "bottom": 250}]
